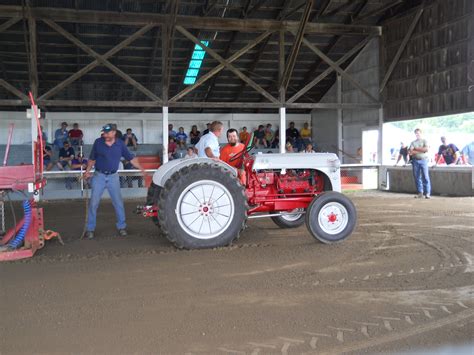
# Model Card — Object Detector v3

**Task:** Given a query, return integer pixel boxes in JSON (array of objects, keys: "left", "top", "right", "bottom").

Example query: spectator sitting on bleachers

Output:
[
  {"left": 300, "top": 122, "right": 312, "bottom": 146},
  {"left": 190, "top": 125, "right": 201, "bottom": 145},
  {"left": 57, "top": 141, "right": 75, "bottom": 170},
  {"left": 176, "top": 127, "right": 188, "bottom": 144},
  {"left": 168, "top": 137, "right": 177, "bottom": 160},
  {"left": 265, "top": 124, "right": 274, "bottom": 147},
  {"left": 175, "top": 140, "right": 187, "bottom": 159},
  {"left": 168, "top": 124, "right": 177, "bottom": 139},
  {"left": 272, "top": 129, "right": 280, "bottom": 148},
  {"left": 304, "top": 143, "right": 315, "bottom": 153},
  {"left": 54, "top": 122, "right": 68, "bottom": 150},
  {"left": 286, "top": 122, "right": 301, "bottom": 150},
  {"left": 285, "top": 142, "right": 294, "bottom": 153},
  {"left": 42, "top": 139, "right": 54, "bottom": 171},
  {"left": 254, "top": 125, "right": 267, "bottom": 148},
  {"left": 70, "top": 153, "right": 88, "bottom": 189},
  {"left": 185, "top": 147, "right": 197, "bottom": 159},
  {"left": 68, "top": 123, "right": 84, "bottom": 146},
  {"left": 202, "top": 122, "right": 211, "bottom": 136},
  {"left": 123, "top": 128, "right": 138, "bottom": 151},
  {"left": 239, "top": 126, "right": 250, "bottom": 144},
  {"left": 71, "top": 153, "right": 88, "bottom": 171},
  {"left": 41, "top": 125, "right": 48, "bottom": 142}
]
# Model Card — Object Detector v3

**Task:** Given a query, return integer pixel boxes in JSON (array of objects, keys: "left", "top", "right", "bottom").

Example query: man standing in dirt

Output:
[
  {"left": 408, "top": 128, "right": 431, "bottom": 199},
  {"left": 83, "top": 124, "right": 145, "bottom": 239}
]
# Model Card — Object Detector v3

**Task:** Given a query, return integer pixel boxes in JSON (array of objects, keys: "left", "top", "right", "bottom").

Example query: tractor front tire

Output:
[
  {"left": 305, "top": 191, "right": 357, "bottom": 244},
  {"left": 158, "top": 163, "right": 248, "bottom": 249},
  {"left": 271, "top": 209, "right": 305, "bottom": 228}
]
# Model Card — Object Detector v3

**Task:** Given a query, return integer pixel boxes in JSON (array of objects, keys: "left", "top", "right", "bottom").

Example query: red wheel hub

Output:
[{"left": 328, "top": 213, "right": 337, "bottom": 223}]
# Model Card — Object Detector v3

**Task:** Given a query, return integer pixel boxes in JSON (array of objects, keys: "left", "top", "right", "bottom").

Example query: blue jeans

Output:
[
  {"left": 86, "top": 172, "right": 126, "bottom": 231},
  {"left": 412, "top": 159, "right": 431, "bottom": 196}
]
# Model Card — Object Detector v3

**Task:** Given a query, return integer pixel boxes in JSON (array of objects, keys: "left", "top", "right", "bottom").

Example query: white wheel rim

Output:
[
  {"left": 317, "top": 202, "right": 349, "bottom": 235},
  {"left": 176, "top": 180, "right": 234, "bottom": 240},
  {"left": 280, "top": 208, "right": 304, "bottom": 222}
]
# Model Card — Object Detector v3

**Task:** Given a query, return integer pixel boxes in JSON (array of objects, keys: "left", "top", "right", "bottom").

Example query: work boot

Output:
[
  {"left": 84, "top": 231, "right": 95, "bottom": 239},
  {"left": 118, "top": 229, "right": 128, "bottom": 237},
  {"left": 414, "top": 193, "right": 423, "bottom": 198}
]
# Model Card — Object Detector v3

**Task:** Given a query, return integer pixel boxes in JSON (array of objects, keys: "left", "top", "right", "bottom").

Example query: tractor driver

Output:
[
  {"left": 195, "top": 121, "right": 224, "bottom": 159},
  {"left": 220, "top": 128, "right": 245, "bottom": 168}
]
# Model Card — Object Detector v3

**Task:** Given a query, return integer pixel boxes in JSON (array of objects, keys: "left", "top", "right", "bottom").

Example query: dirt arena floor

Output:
[{"left": 1, "top": 191, "right": 473, "bottom": 354}]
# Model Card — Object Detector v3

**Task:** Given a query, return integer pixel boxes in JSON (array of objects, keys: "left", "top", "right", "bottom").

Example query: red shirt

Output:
[
  {"left": 220, "top": 143, "right": 245, "bottom": 168},
  {"left": 68, "top": 129, "right": 83, "bottom": 138}
]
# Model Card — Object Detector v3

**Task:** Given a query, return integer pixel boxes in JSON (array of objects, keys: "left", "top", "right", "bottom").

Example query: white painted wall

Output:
[{"left": 0, "top": 111, "right": 310, "bottom": 145}]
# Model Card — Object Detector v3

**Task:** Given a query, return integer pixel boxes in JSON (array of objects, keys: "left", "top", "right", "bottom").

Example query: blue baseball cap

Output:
[{"left": 101, "top": 123, "right": 115, "bottom": 133}]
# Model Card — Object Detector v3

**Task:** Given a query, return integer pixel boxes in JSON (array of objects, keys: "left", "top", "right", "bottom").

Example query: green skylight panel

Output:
[{"left": 184, "top": 40, "right": 209, "bottom": 85}]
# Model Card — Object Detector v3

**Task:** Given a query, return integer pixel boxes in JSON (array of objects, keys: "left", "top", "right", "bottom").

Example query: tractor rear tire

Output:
[
  {"left": 158, "top": 163, "right": 248, "bottom": 249},
  {"left": 305, "top": 191, "right": 357, "bottom": 244},
  {"left": 271, "top": 209, "right": 305, "bottom": 228},
  {"left": 146, "top": 182, "right": 162, "bottom": 227}
]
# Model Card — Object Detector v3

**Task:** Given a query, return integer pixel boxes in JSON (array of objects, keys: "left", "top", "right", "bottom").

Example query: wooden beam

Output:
[
  {"left": 355, "top": 0, "right": 404, "bottom": 22},
  {"left": 235, "top": 0, "right": 294, "bottom": 104},
  {"left": 0, "top": 98, "right": 381, "bottom": 109},
  {"left": 294, "top": 0, "right": 368, "bottom": 97},
  {"left": 0, "top": 79, "right": 28, "bottom": 99},
  {"left": 297, "top": 32, "right": 379, "bottom": 103},
  {"left": 162, "top": 0, "right": 180, "bottom": 103},
  {"left": 43, "top": 20, "right": 160, "bottom": 103},
  {"left": 287, "top": 35, "right": 374, "bottom": 103},
  {"left": 27, "top": 15, "right": 38, "bottom": 98},
  {"left": 379, "top": 6, "right": 424, "bottom": 93},
  {"left": 176, "top": 26, "right": 279, "bottom": 104},
  {"left": 0, "top": 17, "right": 20, "bottom": 33},
  {"left": 203, "top": 0, "right": 253, "bottom": 102},
  {"left": 280, "top": 0, "right": 313, "bottom": 92},
  {"left": 279, "top": 28, "right": 285, "bottom": 102},
  {"left": 0, "top": 5, "right": 382, "bottom": 35},
  {"left": 161, "top": 25, "right": 169, "bottom": 104},
  {"left": 170, "top": 31, "right": 273, "bottom": 102},
  {"left": 39, "top": 21, "right": 156, "bottom": 101}
]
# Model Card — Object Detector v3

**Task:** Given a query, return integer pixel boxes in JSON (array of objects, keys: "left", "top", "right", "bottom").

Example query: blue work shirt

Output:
[{"left": 89, "top": 137, "right": 135, "bottom": 172}]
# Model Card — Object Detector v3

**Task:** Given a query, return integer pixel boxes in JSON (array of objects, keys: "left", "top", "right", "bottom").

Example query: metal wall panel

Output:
[{"left": 383, "top": 0, "right": 473, "bottom": 121}]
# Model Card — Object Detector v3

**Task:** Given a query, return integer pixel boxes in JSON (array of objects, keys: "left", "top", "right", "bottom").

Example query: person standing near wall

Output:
[
  {"left": 83, "top": 124, "right": 145, "bottom": 239},
  {"left": 408, "top": 128, "right": 431, "bottom": 199}
]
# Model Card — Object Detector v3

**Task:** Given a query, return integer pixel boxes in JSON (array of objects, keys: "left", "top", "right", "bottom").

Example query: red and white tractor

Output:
[{"left": 141, "top": 143, "right": 357, "bottom": 249}]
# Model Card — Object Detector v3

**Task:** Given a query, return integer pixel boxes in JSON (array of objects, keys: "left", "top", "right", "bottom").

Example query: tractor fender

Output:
[{"left": 152, "top": 158, "right": 237, "bottom": 187}]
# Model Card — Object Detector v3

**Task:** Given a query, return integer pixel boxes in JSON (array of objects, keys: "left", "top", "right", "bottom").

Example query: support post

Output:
[
  {"left": 162, "top": 106, "right": 169, "bottom": 164},
  {"left": 378, "top": 107, "right": 383, "bottom": 165},
  {"left": 279, "top": 107, "right": 286, "bottom": 154},
  {"left": 337, "top": 74, "right": 343, "bottom": 161},
  {"left": 28, "top": 16, "right": 38, "bottom": 98}
]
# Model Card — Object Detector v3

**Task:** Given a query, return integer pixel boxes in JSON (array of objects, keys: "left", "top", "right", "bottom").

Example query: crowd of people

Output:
[
  {"left": 42, "top": 122, "right": 141, "bottom": 172},
  {"left": 166, "top": 121, "right": 316, "bottom": 160},
  {"left": 394, "top": 135, "right": 474, "bottom": 166}
]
